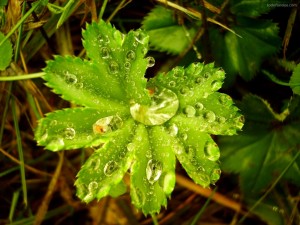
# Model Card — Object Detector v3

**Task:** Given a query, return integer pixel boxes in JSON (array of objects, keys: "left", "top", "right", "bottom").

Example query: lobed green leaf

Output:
[
  {"left": 290, "top": 63, "right": 300, "bottom": 95},
  {"left": 0, "top": 32, "right": 12, "bottom": 71}
]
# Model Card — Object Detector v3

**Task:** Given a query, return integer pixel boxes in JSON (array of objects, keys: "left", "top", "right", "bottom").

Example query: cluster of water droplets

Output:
[{"left": 63, "top": 70, "right": 84, "bottom": 89}]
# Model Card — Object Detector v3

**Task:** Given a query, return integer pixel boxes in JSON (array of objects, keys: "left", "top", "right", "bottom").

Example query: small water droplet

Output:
[
  {"left": 168, "top": 81, "right": 176, "bottom": 87},
  {"left": 88, "top": 181, "right": 98, "bottom": 191},
  {"left": 210, "top": 168, "right": 221, "bottom": 182},
  {"left": 211, "top": 80, "right": 222, "bottom": 91},
  {"left": 75, "top": 82, "right": 84, "bottom": 89},
  {"left": 135, "top": 31, "right": 147, "bottom": 44},
  {"left": 50, "top": 120, "right": 57, "bottom": 126},
  {"left": 64, "top": 72, "right": 77, "bottom": 85},
  {"left": 100, "top": 47, "right": 110, "bottom": 59},
  {"left": 184, "top": 105, "right": 196, "bottom": 117},
  {"left": 64, "top": 127, "right": 76, "bottom": 140},
  {"left": 195, "top": 102, "right": 204, "bottom": 110},
  {"left": 146, "top": 56, "right": 155, "bottom": 67},
  {"left": 93, "top": 115, "right": 123, "bottom": 134},
  {"left": 217, "top": 116, "right": 226, "bottom": 123},
  {"left": 215, "top": 70, "right": 225, "bottom": 79},
  {"left": 109, "top": 61, "right": 120, "bottom": 74},
  {"left": 204, "top": 111, "right": 216, "bottom": 122},
  {"left": 195, "top": 77, "right": 203, "bottom": 84},
  {"left": 180, "top": 133, "right": 188, "bottom": 141},
  {"left": 87, "top": 158, "right": 101, "bottom": 170},
  {"left": 180, "top": 87, "right": 189, "bottom": 95},
  {"left": 124, "top": 62, "right": 131, "bottom": 70},
  {"left": 204, "top": 142, "right": 220, "bottom": 161},
  {"left": 126, "top": 50, "right": 136, "bottom": 61},
  {"left": 104, "top": 160, "right": 118, "bottom": 176},
  {"left": 127, "top": 143, "right": 135, "bottom": 152},
  {"left": 219, "top": 95, "right": 231, "bottom": 105},
  {"left": 185, "top": 145, "right": 194, "bottom": 155},
  {"left": 204, "top": 72, "right": 210, "bottom": 78},
  {"left": 168, "top": 124, "right": 178, "bottom": 137},
  {"left": 40, "top": 129, "right": 48, "bottom": 142},
  {"left": 146, "top": 159, "right": 163, "bottom": 184},
  {"left": 48, "top": 137, "right": 64, "bottom": 150},
  {"left": 172, "top": 67, "right": 184, "bottom": 78},
  {"left": 272, "top": 206, "right": 279, "bottom": 212}
]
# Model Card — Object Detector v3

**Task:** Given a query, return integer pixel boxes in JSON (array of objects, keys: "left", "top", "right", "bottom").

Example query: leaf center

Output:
[{"left": 130, "top": 88, "right": 179, "bottom": 125}]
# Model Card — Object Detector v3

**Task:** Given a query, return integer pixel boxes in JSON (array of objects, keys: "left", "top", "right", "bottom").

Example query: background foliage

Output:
[{"left": 0, "top": 0, "right": 299, "bottom": 224}]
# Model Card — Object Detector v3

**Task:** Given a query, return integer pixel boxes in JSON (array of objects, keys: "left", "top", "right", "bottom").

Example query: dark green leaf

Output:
[
  {"left": 290, "top": 63, "right": 300, "bottom": 95},
  {"left": 0, "top": 31, "right": 12, "bottom": 71}
]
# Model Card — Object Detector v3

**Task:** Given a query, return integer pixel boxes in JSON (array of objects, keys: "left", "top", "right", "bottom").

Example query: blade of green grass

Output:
[
  {"left": 11, "top": 97, "right": 27, "bottom": 206},
  {"left": 0, "top": 72, "right": 45, "bottom": 81},
  {"left": 9, "top": 190, "right": 20, "bottom": 222},
  {"left": 14, "top": 0, "right": 26, "bottom": 62},
  {"left": 0, "top": 82, "right": 12, "bottom": 144}
]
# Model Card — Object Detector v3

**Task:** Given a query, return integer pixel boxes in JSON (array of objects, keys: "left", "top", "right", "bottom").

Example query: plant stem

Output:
[{"left": 0, "top": 72, "right": 45, "bottom": 81}]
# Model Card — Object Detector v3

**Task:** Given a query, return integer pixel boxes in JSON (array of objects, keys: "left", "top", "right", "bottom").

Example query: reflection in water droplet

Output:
[
  {"left": 146, "top": 57, "right": 155, "bottom": 67},
  {"left": 93, "top": 116, "right": 123, "bottom": 134},
  {"left": 100, "top": 47, "right": 110, "bottom": 59},
  {"left": 184, "top": 105, "right": 196, "bottom": 117},
  {"left": 109, "top": 61, "right": 120, "bottom": 74},
  {"left": 168, "top": 124, "right": 178, "bottom": 137},
  {"left": 64, "top": 72, "right": 77, "bottom": 85},
  {"left": 104, "top": 160, "right": 118, "bottom": 176},
  {"left": 146, "top": 159, "right": 163, "bottom": 184},
  {"left": 204, "top": 142, "right": 220, "bottom": 161},
  {"left": 130, "top": 88, "right": 179, "bottom": 125},
  {"left": 64, "top": 127, "right": 76, "bottom": 139},
  {"left": 126, "top": 50, "right": 136, "bottom": 61},
  {"left": 204, "top": 111, "right": 216, "bottom": 122}
]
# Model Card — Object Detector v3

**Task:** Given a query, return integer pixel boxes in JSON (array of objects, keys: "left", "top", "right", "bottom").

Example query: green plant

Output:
[{"left": 34, "top": 20, "right": 243, "bottom": 214}]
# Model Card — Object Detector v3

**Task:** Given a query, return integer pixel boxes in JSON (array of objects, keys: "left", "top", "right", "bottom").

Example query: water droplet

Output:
[
  {"left": 146, "top": 56, "right": 155, "bottom": 67},
  {"left": 185, "top": 145, "right": 194, "bottom": 155},
  {"left": 204, "top": 72, "right": 210, "bottom": 78},
  {"left": 174, "top": 145, "right": 184, "bottom": 154},
  {"left": 211, "top": 80, "right": 222, "bottom": 91},
  {"left": 88, "top": 181, "right": 98, "bottom": 191},
  {"left": 168, "top": 124, "right": 178, "bottom": 137},
  {"left": 217, "top": 116, "right": 226, "bottom": 123},
  {"left": 75, "top": 82, "right": 84, "bottom": 89},
  {"left": 104, "top": 160, "right": 119, "bottom": 176},
  {"left": 238, "top": 115, "right": 245, "bottom": 123},
  {"left": 180, "top": 133, "right": 188, "bottom": 141},
  {"left": 272, "top": 206, "right": 279, "bottom": 212},
  {"left": 184, "top": 105, "right": 196, "bottom": 117},
  {"left": 210, "top": 168, "right": 221, "bottom": 181},
  {"left": 50, "top": 120, "right": 57, "bottom": 126},
  {"left": 64, "top": 72, "right": 77, "bottom": 85},
  {"left": 87, "top": 158, "right": 101, "bottom": 170},
  {"left": 126, "top": 50, "right": 136, "bottom": 61},
  {"left": 127, "top": 143, "right": 135, "bottom": 152},
  {"left": 93, "top": 115, "right": 123, "bottom": 134},
  {"left": 204, "top": 142, "right": 220, "bottom": 161},
  {"left": 204, "top": 111, "right": 216, "bottom": 122},
  {"left": 100, "top": 47, "right": 110, "bottom": 59},
  {"left": 215, "top": 70, "right": 225, "bottom": 79},
  {"left": 132, "top": 187, "right": 145, "bottom": 207},
  {"left": 40, "top": 129, "right": 48, "bottom": 142},
  {"left": 64, "top": 127, "right": 76, "bottom": 139},
  {"left": 180, "top": 87, "right": 189, "bottom": 95},
  {"left": 195, "top": 102, "right": 204, "bottom": 110},
  {"left": 195, "top": 77, "right": 203, "bottom": 84},
  {"left": 47, "top": 137, "right": 64, "bottom": 150},
  {"left": 97, "top": 34, "right": 103, "bottom": 42},
  {"left": 168, "top": 81, "right": 176, "bottom": 87},
  {"left": 219, "top": 95, "right": 231, "bottom": 106},
  {"left": 172, "top": 67, "right": 184, "bottom": 78},
  {"left": 135, "top": 31, "right": 147, "bottom": 44},
  {"left": 124, "top": 62, "right": 131, "bottom": 70},
  {"left": 130, "top": 88, "right": 179, "bottom": 125},
  {"left": 109, "top": 61, "right": 120, "bottom": 74},
  {"left": 146, "top": 159, "right": 163, "bottom": 184}
]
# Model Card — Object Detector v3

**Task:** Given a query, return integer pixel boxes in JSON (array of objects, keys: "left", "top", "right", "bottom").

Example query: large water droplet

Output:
[
  {"left": 211, "top": 80, "right": 222, "bottom": 91},
  {"left": 146, "top": 159, "right": 163, "bottom": 184},
  {"left": 104, "top": 160, "right": 119, "bottom": 176},
  {"left": 124, "top": 62, "right": 131, "bottom": 70},
  {"left": 100, "top": 47, "right": 110, "bottom": 59},
  {"left": 130, "top": 88, "right": 179, "bottom": 126},
  {"left": 126, "top": 50, "right": 136, "bottom": 61},
  {"left": 64, "top": 72, "right": 77, "bottom": 85},
  {"left": 64, "top": 127, "right": 76, "bottom": 139},
  {"left": 47, "top": 137, "right": 65, "bottom": 150},
  {"left": 146, "top": 57, "right": 155, "bottom": 67},
  {"left": 184, "top": 105, "right": 196, "bottom": 117},
  {"left": 88, "top": 181, "right": 98, "bottom": 192},
  {"left": 135, "top": 31, "right": 147, "bottom": 44},
  {"left": 204, "top": 111, "right": 216, "bottom": 122},
  {"left": 93, "top": 115, "right": 123, "bottom": 134},
  {"left": 109, "top": 61, "right": 120, "bottom": 74},
  {"left": 204, "top": 142, "right": 220, "bottom": 161}
]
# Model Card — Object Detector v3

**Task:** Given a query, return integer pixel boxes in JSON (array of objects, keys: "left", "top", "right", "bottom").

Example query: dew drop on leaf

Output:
[
  {"left": 64, "top": 72, "right": 77, "bottom": 85},
  {"left": 93, "top": 115, "right": 123, "bottom": 134},
  {"left": 195, "top": 77, "right": 204, "bottom": 84},
  {"left": 100, "top": 47, "right": 110, "bottom": 59},
  {"left": 204, "top": 72, "right": 210, "bottom": 78},
  {"left": 87, "top": 158, "right": 101, "bottom": 171},
  {"left": 180, "top": 133, "right": 188, "bottom": 141},
  {"left": 104, "top": 160, "right": 119, "bottom": 176},
  {"left": 146, "top": 159, "right": 163, "bottom": 184},
  {"left": 130, "top": 88, "right": 179, "bottom": 126},
  {"left": 211, "top": 80, "right": 222, "bottom": 91},
  {"left": 195, "top": 102, "right": 204, "bottom": 110},
  {"left": 204, "top": 111, "right": 216, "bottom": 122},
  {"left": 127, "top": 142, "right": 135, "bottom": 152},
  {"left": 63, "top": 127, "right": 76, "bottom": 139},
  {"left": 180, "top": 86, "right": 189, "bottom": 95},
  {"left": 124, "top": 62, "right": 131, "bottom": 70},
  {"left": 168, "top": 81, "right": 176, "bottom": 87},
  {"left": 50, "top": 120, "right": 57, "bottom": 126},
  {"left": 185, "top": 145, "right": 195, "bottom": 155},
  {"left": 126, "top": 50, "right": 136, "bottom": 61},
  {"left": 146, "top": 56, "right": 155, "bottom": 67},
  {"left": 88, "top": 181, "right": 98, "bottom": 192},
  {"left": 217, "top": 116, "right": 226, "bottom": 123},
  {"left": 109, "top": 61, "right": 120, "bottom": 74},
  {"left": 135, "top": 31, "right": 147, "bottom": 44},
  {"left": 184, "top": 105, "right": 196, "bottom": 117},
  {"left": 168, "top": 123, "right": 178, "bottom": 137},
  {"left": 210, "top": 168, "right": 221, "bottom": 182},
  {"left": 204, "top": 142, "right": 220, "bottom": 161},
  {"left": 47, "top": 137, "right": 65, "bottom": 150}
]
